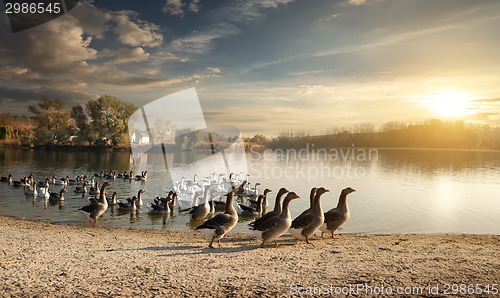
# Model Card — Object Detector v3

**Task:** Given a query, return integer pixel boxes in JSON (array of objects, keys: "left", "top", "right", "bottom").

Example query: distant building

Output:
[{"left": 131, "top": 131, "right": 150, "bottom": 144}]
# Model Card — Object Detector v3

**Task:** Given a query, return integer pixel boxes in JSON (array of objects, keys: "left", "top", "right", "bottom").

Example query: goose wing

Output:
[
  {"left": 290, "top": 212, "right": 315, "bottom": 229},
  {"left": 196, "top": 213, "right": 230, "bottom": 230}
]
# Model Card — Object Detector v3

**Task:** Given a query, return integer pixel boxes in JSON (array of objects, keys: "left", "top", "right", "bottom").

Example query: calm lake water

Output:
[{"left": 0, "top": 147, "right": 499, "bottom": 234}]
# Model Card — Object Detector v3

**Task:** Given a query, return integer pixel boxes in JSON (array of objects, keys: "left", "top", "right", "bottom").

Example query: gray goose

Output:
[
  {"left": 78, "top": 182, "right": 111, "bottom": 224},
  {"left": 107, "top": 191, "right": 118, "bottom": 205},
  {"left": 49, "top": 189, "right": 67, "bottom": 202},
  {"left": 320, "top": 187, "right": 356, "bottom": 238},
  {"left": 248, "top": 188, "right": 272, "bottom": 209},
  {"left": 295, "top": 187, "right": 317, "bottom": 218},
  {"left": 195, "top": 187, "right": 238, "bottom": 248},
  {"left": 189, "top": 185, "right": 212, "bottom": 221},
  {"left": 135, "top": 189, "right": 146, "bottom": 208},
  {"left": 248, "top": 188, "right": 289, "bottom": 229},
  {"left": 0, "top": 174, "right": 13, "bottom": 183},
  {"left": 238, "top": 195, "right": 264, "bottom": 216},
  {"left": 250, "top": 192, "right": 301, "bottom": 248},
  {"left": 117, "top": 196, "right": 138, "bottom": 211},
  {"left": 289, "top": 187, "right": 329, "bottom": 244}
]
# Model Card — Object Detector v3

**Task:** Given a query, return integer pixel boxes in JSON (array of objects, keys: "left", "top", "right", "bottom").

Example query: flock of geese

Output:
[{"left": 0, "top": 171, "right": 356, "bottom": 249}]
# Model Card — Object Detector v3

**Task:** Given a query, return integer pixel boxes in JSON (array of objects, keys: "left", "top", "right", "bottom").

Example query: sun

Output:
[{"left": 428, "top": 91, "right": 471, "bottom": 117}]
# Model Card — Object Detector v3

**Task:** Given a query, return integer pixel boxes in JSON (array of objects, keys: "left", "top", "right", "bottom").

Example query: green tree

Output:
[
  {"left": 0, "top": 126, "right": 10, "bottom": 140},
  {"left": 86, "top": 95, "right": 137, "bottom": 146},
  {"left": 70, "top": 104, "right": 91, "bottom": 144},
  {"left": 28, "top": 98, "right": 71, "bottom": 145}
]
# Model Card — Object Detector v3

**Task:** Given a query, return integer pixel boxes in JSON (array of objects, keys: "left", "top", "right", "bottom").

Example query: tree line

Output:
[
  {"left": 0, "top": 95, "right": 137, "bottom": 147},
  {"left": 269, "top": 119, "right": 500, "bottom": 150}
]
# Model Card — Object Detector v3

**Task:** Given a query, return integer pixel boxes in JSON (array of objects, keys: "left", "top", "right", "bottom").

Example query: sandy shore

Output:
[{"left": 0, "top": 216, "right": 498, "bottom": 297}]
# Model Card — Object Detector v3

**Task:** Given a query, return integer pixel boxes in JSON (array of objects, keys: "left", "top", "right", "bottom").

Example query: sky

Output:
[{"left": 1, "top": 0, "right": 500, "bottom": 136}]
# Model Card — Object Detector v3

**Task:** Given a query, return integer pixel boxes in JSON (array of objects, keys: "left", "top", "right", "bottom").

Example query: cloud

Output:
[
  {"left": 168, "top": 23, "right": 241, "bottom": 54},
  {"left": 114, "top": 11, "right": 163, "bottom": 47},
  {"left": 162, "top": 0, "right": 185, "bottom": 16},
  {"left": 99, "top": 47, "right": 150, "bottom": 64},
  {"left": 189, "top": 0, "right": 201, "bottom": 13}
]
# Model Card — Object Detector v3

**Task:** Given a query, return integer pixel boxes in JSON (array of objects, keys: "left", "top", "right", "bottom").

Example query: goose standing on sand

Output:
[
  {"left": 238, "top": 195, "right": 264, "bottom": 217},
  {"left": 49, "top": 189, "right": 67, "bottom": 202},
  {"left": 196, "top": 187, "right": 238, "bottom": 248},
  {"left": 250, "top": 192, "right": 301, "bottom": 248},
  {"left": 78, "top": 182, "right": 112, "bottom": 224},
  {"left": 25, "top": 181, "right": 38, "bottom": 197},
  {"left": 289, "top": 187, "right": 329, "bottom": 244},
  {"left": 248, "top": 188, "right": 289, "bottom": 229},
  {"left": 189, "top": 186, "right": 212, "bottom": 221},
  {"left": 320, "top": 187, "right": 356, "bottom": 239}
]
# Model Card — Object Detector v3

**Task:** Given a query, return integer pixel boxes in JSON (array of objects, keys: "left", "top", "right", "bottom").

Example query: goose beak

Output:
[
  {"left": 351, "top": 188, "right": 356, "bottom": 192},
  {"left": 325, "top": 189, "right": 330, "bottom": 192},
  {"left": 295, "top": 194, "right": 301, "bottom": 199}
]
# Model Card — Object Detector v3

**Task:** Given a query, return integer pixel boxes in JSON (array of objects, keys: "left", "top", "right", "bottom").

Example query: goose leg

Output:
[
  {"left": 208, "top": 237, "right": 216, "bottom": 248},
  {"left": 306, "top": 237, "right": 313, "bottom": 245},
  {"left": 332, "top": 231, "right": 336, "bottom": 239},
  {"left": 261, "top": 241, "right": 266, "bottom": 248},
  {"left": 295, "top": 238, "right": 301, "bottom": 244},
  {"left": 274, "top": 240, "right": 280, "bottom": 248},
  {"left": 321, "top": 232, "right": 326, "bottom": 239},
  {"left": 217, "top": 239, "right": 223, "bottom": 247}
]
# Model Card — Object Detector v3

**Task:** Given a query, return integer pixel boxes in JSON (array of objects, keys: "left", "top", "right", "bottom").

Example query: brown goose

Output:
[
  {"left": 248, "top": 187, "right": 289, "bottom": 229},
  {"left": 250, "top": 192, "right": 301, "bottom": 248},
  {"left": 49, "top": 189, "right": 67, "bottom": 201},
  {"left": 238, "top": 194, "right": 264, "bottom": 217},
  {"left": 289, "top": 187, "right": 329, "bottom": 244},
  {"left": 320, "top": 187, "right": 356, "bottom": 238},
  {"left": 195, "top": 187, "right": 238, "bottom": 248},
  {"left": 135, "top": 189, "right": 146, "bottom": 208},
  {"left": 189, "top": 185, "right": 212, "bottom": 221},
  {"left": 78, "top": 182, "right": 112, "bottom": 224},
  {"left": 296, "top": 187, "right": 318, "bottom": 218},
  {"left": 0, "top": 174, "right": 13, "bottom": 183}
]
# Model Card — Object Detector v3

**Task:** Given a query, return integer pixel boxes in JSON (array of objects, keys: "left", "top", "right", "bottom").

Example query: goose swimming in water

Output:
[
  {"left": 25, "top": 181, "right": 38, "bottom": 197},
  {"left": 248, "top": 188, "right": 272, "bottom": 209},
  {"left": 117, "top": 196, "right": 138, "bottom": 211},
  {"left": 238, "top": 195, "right": 264, "bottom": 217},
  {"left": 74, "top": 183, "right": 88, "bottom": 194},
  {"left": 49, "top": 189, "right": 67, "bottom": 202},
  {"left": 0, "top": 174, "right": 13, "bottom": 183}
]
